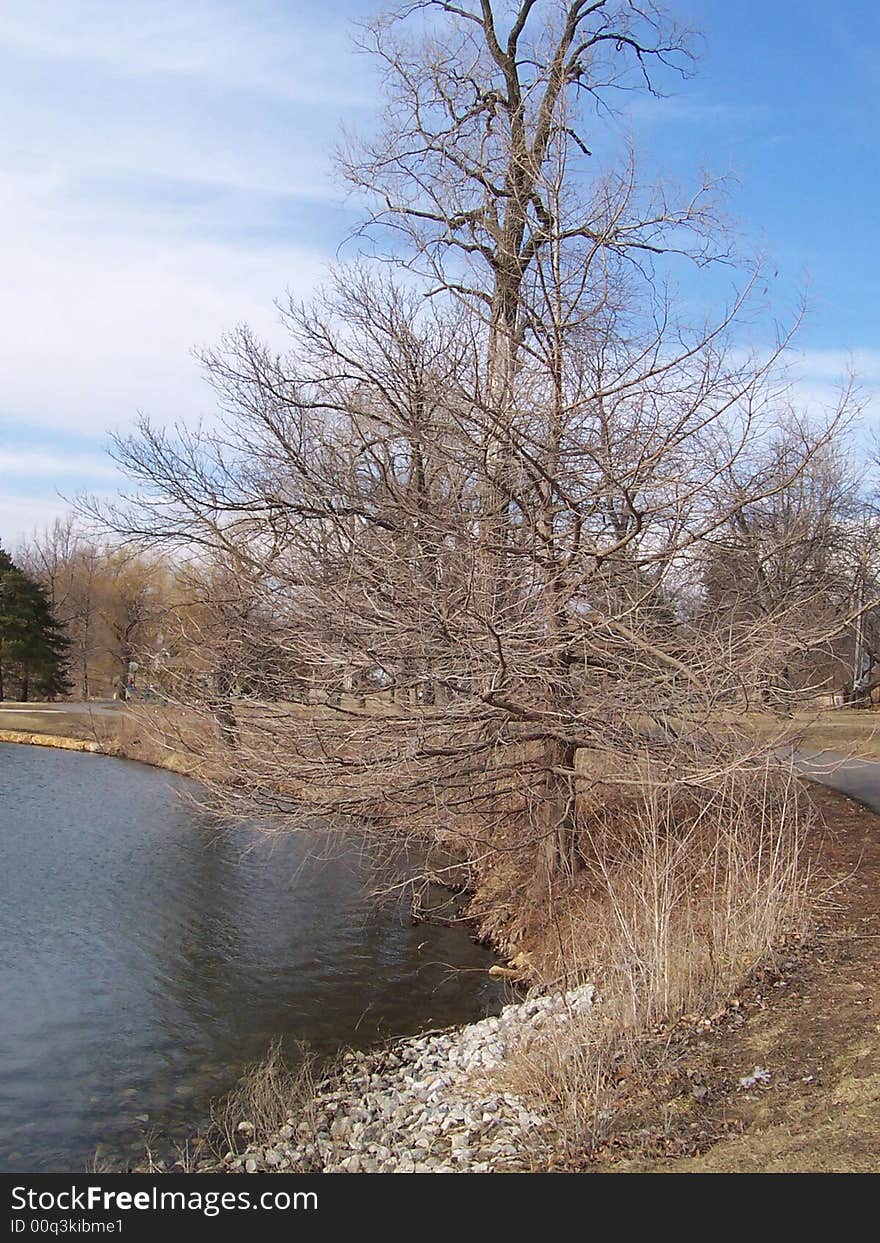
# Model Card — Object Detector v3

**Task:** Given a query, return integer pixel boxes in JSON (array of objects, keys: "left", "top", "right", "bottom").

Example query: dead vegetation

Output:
[
  {"left": 206, "top": 1039, "right": 322, "bottom": 1168},
  {"left": 490, "top": 765, "right": 814, "bottom": 1160},
  {"left": 592, "top": 782, "right": 880, "bottom": 1172}
]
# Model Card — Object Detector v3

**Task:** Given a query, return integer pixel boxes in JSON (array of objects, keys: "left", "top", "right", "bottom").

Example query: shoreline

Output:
[
  {"left": 143, "top": 985, "right": 595, "bottom": 1175},
  {"left": 0, "top": 729, "right": 116, "bottom": 754},
  {"left": 149, "top": 783, "right": 880, "bottom": 1176},
  {"left": 2, "top": 728, "right": 541, "bottom": 1173},
  {"left": 7, "top": 727, "right": 877, "bottom": 1173},
  {"left": 0, "top": 727, "right": 198, "bottom": 776}
]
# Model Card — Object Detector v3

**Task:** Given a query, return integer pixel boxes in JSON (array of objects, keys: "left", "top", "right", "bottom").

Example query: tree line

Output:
[{"left": 2, "top": 522, "right": 175, "bottom": 702}]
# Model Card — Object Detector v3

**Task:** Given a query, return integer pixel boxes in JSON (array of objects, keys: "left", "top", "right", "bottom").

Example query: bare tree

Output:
[
  {"left": 19, "top": 519, "right": 101, "bottom": 699},
  {"left": 86, "top": 2, "right": 867, "bottom": 954},
  {"left": 19, "top": 523, "right": 172, "bottom": 699},
  {"left": 96, "top": 275, "right": 855, "bottom": 884},
  {"left": 701, "top": 418, "right": 878, "bottom": 705},
  {"left": 339, "top": 1, "right": 708, "bottom": 392}
]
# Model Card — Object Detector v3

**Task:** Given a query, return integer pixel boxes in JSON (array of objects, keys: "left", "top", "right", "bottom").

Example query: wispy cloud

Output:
[
  {"left": 792, "top": 348, "right": 880, "bottom": 386},
  {"left": 0, "top": 2, "right": 374, "bottom": 543},
  {"left": 627, "top": 94, "right": 764, "bottom": 128},
  {"left": 0, "top": 449, "right": 119, "bottom": 480},
  {"left": 0, "top": 0, "right": 372, "bottom": 107},
  {"left": 0, "top": 172, "right": 329, "bottom": 436},
  {"left": 0, "top": 495, "right": 76, "bottom": 550}
]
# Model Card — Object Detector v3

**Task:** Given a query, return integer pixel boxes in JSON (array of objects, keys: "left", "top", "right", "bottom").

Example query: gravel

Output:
[{"left": 223, "top": 984, "right": 594, "bottom": 1174}]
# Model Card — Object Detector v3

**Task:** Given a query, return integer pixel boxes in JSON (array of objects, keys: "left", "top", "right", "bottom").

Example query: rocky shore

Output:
[
  {"left": 222, "top": 985, "right": 594, "bottom": 1174},
  {"left": 0, "top": 728, "right": 109, "bottom": 753}
]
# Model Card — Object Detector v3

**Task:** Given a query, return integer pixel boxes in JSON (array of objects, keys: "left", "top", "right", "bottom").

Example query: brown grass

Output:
[
  {"left": 500, "top": 765, "right": 814, "bottom": 1160},
  {"left": 206, "top": 1039, "right": 322, "bottom": 1168}
]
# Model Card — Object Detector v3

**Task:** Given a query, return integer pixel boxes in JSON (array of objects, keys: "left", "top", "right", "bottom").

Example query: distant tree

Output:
[
  {"left": 18, "top": 518, "right": 101, "bottom": 699},
  {"left": 701, "top": 424, "right": 878, "bottom": 704},
  {"left": 0, "top": 546, "right": 72, "bottom": 701},
  {"left": 18, "top": 523, "right": 175, "bottom": 699},
  {"left": 0, "top": 545, "right": 12, "bottom": 699}
]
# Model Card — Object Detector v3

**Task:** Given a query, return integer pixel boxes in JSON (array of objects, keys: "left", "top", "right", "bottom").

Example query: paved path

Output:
[
  {"left": 797, "top": 750, "right": 880, "bottom": 815},
  {"left": 0, "top": 701, "right": 121, "bottom": 718}
]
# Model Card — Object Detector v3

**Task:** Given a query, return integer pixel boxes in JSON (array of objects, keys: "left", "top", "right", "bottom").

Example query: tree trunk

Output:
[{"left": 534, "top": 737, "right": 578, "bottom": 896}]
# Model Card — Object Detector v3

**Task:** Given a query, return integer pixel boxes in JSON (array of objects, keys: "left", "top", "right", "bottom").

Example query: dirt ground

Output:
[{"left": 589, "top": 783, "right": 879, "bottom": 1173}]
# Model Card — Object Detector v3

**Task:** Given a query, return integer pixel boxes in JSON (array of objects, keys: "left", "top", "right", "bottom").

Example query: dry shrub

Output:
[
  {"left": 503, "top": 762, "right": 814, "bottom": 1159},
  {"left": 498, "top": 1003, "right": 631, "bottom": 1165},
  {"left": 577, "top": 764, "right": 812, "bottom": 1023},
  {"left": 207, "top": 1038, "right": 321, "bottom": 1164}
]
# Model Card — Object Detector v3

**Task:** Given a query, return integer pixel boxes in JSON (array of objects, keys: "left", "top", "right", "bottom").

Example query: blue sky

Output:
[{"left": 1, "top": 0, "right": 878, "bottom": 545}]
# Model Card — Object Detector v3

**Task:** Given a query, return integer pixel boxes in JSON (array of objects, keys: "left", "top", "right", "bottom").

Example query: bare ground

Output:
[{"left": 587, "top": 783, "right": 879, "bottom": 1173}]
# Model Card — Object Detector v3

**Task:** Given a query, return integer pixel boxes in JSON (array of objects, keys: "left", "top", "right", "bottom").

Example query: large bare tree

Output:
[{"left": 87, "top": 2, "right": 866, "bottom": 960}]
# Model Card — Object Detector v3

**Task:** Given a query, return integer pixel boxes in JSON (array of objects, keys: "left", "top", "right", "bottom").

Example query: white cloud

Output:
[
  {"left": 0, "top": 449, "right": 119, "bottom": 480},
  {"left": 0, "top": 176, "right": 328, "bottom": 435},
  {"left": 0, "top": 1, "right": 360, "bottom": 450},
  {"left": 0, "top": 0, "right": 371, "bottom": 107},
  {"left": 0, "top": 495, "right": 76, "bottom": 550},
  {"left": 780, "top": 350, "right": 880, "bottom": 435},
  {"left": 793, "top": 348, "right": 880, "bottom": 386}
]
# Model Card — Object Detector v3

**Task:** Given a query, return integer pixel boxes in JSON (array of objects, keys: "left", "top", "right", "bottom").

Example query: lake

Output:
[{"left": 0, "top": 742, "right": 502, "bottom": 1172}]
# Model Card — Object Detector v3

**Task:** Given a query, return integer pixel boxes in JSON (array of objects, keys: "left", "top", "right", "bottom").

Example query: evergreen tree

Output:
[{"left": 0, "top": 544, "right": 72, "bottom": 701}]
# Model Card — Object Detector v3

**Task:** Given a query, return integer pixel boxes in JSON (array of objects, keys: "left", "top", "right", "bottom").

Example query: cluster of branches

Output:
[{"left": 81, "top": 1, "right": 876, "bottom": 891}]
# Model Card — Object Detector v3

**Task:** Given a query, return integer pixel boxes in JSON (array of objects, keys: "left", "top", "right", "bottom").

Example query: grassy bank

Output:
[
  {"left": 0, "top": 729, "right": 110, "bottom": 754},
  {"left": 786, "top": 708, "right": 880, "bottom": 760},
  {"left": 158, "top": 778, "right": 877, "bottom": 1175},
  {"left": 5, "top": 698, "right": 880, "bottom": 763},
  {"left": 0, "top": 703, "right": 208, "bottom": 775},
  {"left": 593, "top": 783, "right": 880, "bottom": 1172}
]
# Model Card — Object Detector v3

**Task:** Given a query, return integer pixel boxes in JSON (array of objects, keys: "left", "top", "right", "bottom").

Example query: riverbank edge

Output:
[
  {"left": 1, "top": 727, "right": 553, "bottom": 1173},
  {"left": 0, "top": 729, "right": 114, "bottom": 754},
  {"left": 155, "top": 781, "right": 879, "bottom": 1176},
  {"left": 140, "top": 985, "right": 596, "bottom": 1175},
  {"left": 0, "top": 728, "right": 199, "bottom": 775},
  {"left": 15, "top": 726, "right": 869, "bottom": 1172}
]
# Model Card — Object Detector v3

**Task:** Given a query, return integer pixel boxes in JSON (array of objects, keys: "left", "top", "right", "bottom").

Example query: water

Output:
[{"left": 0, "top": 743, "right": 502, "bottom": 1172}]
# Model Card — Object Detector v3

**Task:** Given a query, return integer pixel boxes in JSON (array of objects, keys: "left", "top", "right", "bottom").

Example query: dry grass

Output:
[
  {"left": 89, "top": 1040, "right": 325, "bottom": 1174},
  {"left": 501, "top": 765, "right": 814, "bottom": 1161},
  {"left": 0, "top": 704, "right": 122, "bottom": 747},
  {"left": 792, "top": 710, "right": 880, "bottom": 760},
  {"left": 206, "top": 1039, "right": 322, "bottom": 1167}
]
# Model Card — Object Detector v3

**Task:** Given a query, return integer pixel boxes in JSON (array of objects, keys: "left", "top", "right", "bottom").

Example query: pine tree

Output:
[{"left": 0, "top": 545, "right": 72, "bottom": 701}]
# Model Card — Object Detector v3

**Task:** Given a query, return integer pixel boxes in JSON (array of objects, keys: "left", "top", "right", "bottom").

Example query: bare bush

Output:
[
  {"left": 208, "top": 1039, "right": 321, "bottom": 1167},
  {"left": 575, "top": 764, "right": 810, "bottom": 1012}
]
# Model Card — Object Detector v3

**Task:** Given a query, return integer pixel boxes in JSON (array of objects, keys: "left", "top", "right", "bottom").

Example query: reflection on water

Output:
[{"left": 0, "top": 743, "right": 502, "bottom": 1172}]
